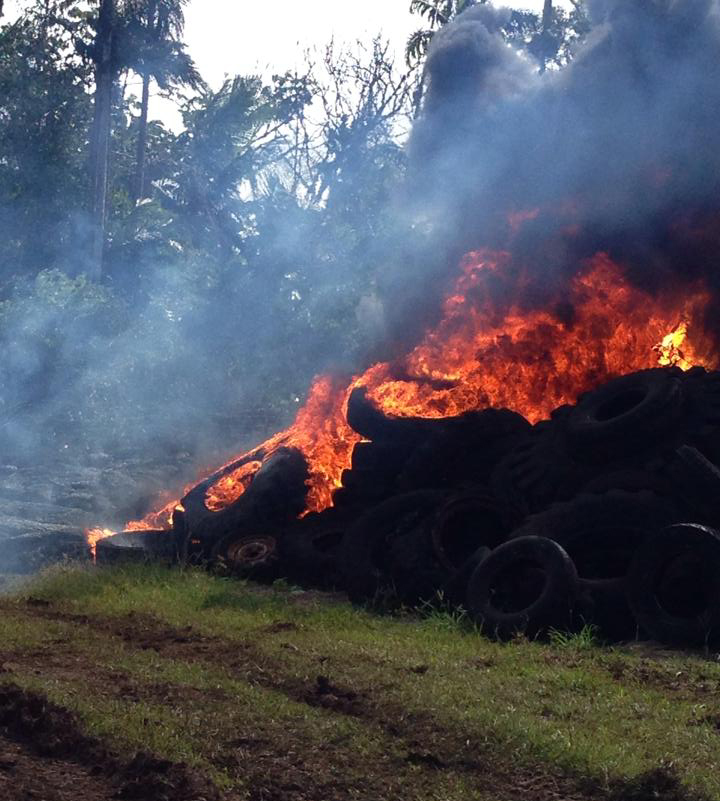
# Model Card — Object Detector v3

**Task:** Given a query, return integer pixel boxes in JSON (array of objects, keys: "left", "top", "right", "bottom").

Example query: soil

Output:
[
  {"left": 0, "top": 683, "right": 219, "bottom": 801},
  {"left": 0, "top": 600, "right": 710, "bottom": 801}
]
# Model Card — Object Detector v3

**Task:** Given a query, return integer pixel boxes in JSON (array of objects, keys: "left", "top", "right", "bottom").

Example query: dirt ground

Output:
[{"left": 0, "top": 590, "right": 712, "bottom": 801}]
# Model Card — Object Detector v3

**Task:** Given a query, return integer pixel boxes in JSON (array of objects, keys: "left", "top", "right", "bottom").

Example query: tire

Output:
[
  {"left": 338, "top": 490, "right": 448, "bottom": 603},
  {"left": 580, "top": 468, "right": 671, "bottom": 498},
  {"left": 627, "top": 523, "right": 720, "bottom": 647},
  {"left": 431, "top": 488, "right": 516, "bottom": 572},
  {"left": 440, "top": 546, "right": 492, "bottom": 609},
  {"left": 490, "top": 416, "right": 588, "bottom": 515},
  {"left": 566, "top": 368, "right": 683, "bottom": 459},
  {"left": 282, "top": 510, "right": 348, "bottom": 588},
  {"left": 681, "top": 368, "right": 720, "bottom": 465},
  {"left": 466, "top": 536, "right": 579, "bottom": 639},
  {"left": 575, "top": 578, "right": 636, "bottom": 642},
  {"left": 210, "top": 532, "right": 281, "bottom": 581},
  {"left": 95, "top": 529, "right": 176, "bottom": 565},
  {"left": 661, "top": 445, "right": 720, "bottom": 519},
  {"left": 384, "top": 504, "right": 467, "bottom": 605},
  {"left": 509, "top": 491, "right": 680, "bottom": 582},
  {"left": 350, "top": 441, "right": 411, "bottom": 476},
  {"left": 397, "top": 409, "right": 531, "bottom": 491}
]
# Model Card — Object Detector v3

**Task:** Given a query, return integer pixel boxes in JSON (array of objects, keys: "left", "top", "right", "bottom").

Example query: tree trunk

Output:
[
  {"left": 539, "top": 0, "right": 553, "bottom": 73},
  {"left": 133, "top": 71, "right": 151, "bottom": 202},
  {"left": 542, "top": 0, "right": 553, "bottom": 30},
  {"left": 88, "top": 0, "right": 115, "bottom": 280}
]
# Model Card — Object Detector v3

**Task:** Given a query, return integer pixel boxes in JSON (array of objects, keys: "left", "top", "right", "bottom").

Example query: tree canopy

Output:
[{"left": 0, "top": 0, "right": 590, "bottom": 467}]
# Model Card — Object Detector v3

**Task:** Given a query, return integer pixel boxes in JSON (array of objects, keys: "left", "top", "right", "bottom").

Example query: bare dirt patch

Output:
[{"left": 0, "top": 683, "right": 221, "bottom": 801}]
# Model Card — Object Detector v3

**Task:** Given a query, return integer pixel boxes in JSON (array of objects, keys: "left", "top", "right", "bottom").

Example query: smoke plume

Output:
[{"left": 403, "top": 0, "right": 720, "bottom": 336}]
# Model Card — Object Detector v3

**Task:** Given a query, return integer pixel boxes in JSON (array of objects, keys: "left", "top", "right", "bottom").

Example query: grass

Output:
[{"left": 0, "top": 563, "right": 719, "bottom": 799}]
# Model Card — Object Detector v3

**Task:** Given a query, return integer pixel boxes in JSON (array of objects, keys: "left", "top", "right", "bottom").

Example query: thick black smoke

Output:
[{"left": 398, "top": 0, "right": 720, "bottom": 336}]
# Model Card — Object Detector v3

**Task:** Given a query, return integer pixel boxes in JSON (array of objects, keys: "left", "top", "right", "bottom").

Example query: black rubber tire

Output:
[
  {"left": 440, "top": 546, "right": 492, "bottom": 609},
  {"left": 490, "top": 416, "right": 588, "bottom": 515},
  {"left": 566, "top": 368, "right": 683, "bottom": 459},
  {"left": 338, "top": 490, "right": 448, "bottom": 603},
  {"left": 95, "top": 529, "right": 177, "bottom": 565},
  {"left": 350, "top": 441, "right": 411, "bottom": 476},
  {"left": 281, "top": 510, "right": 348, "bottom": 588},
  {"left": 384, "top": 515, "right": 449, "bottom": 605},
  {"left": 575, "top": 578, "right": 636, "bottom": 642},
  {"left": 659, "top": 445, "right": 720, "bottom": 520},
  {"left": 579, "top": 468, "right": 671, "bottom": 498},
  {"left": 397, "top": 408, "right": 531, "bottom": 491},
  {"left": 627, "top": 523, "right": 720, "bottom": 647},
  {"left": 431, "top": 488, "right": 516, "bottom": 572},
  {"left": 466, "top": 536, "right": 579, "bottom": 639},
  {"left": 680, "top": 368, "right": 720, "bottom": 465},
  {"left": 210, "top": 532, "right": 281, "bottom": 581},
  {"left": 509, "top": 490, "right": 680, "bottom": 582}
]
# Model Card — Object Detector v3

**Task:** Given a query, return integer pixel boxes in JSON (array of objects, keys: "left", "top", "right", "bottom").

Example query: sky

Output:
[
  {"left": 4, "top": 0, "right": 571, "bottom": 126},
  {"left": 181, "top": 0, "right": 568, "bottom": 87}
]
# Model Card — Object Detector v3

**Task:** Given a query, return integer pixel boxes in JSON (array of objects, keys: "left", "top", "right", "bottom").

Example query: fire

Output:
[
  {"left": 86, "top": 527, "right": 113, "bottom": 560},
  {"left": 125, "top": 500, "right": 182, "bottom": 532},
  {"left": 654, "top": 321, "right": 693, "bottom": 369},
  {"left": 359, "top": 251, "right": 713, "bottom": 423},
  {"left": 199, "top": 375, "right": 361, "bottom": 516},
  {"left": 206, "top": 460, "right": 263, "bottom": 512},
  {"left": 86, "top": 248, "right": 716, "bottom": 554}
]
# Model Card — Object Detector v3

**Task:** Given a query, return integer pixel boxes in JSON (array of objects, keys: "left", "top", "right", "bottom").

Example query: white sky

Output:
[
  {"left": 4, "top": 0, "right": 571, "bottom": 125},
  {"left": 182, "top": 0, "right": 567, "bottom": 87}
]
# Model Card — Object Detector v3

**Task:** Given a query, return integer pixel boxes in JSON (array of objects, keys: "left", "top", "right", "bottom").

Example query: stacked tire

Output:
[
  {"left": 101, "top": 367, "right": 720, "bottom": 650},
  {"left": 333, "top": 367, "right": 720, "bottom": 648}
]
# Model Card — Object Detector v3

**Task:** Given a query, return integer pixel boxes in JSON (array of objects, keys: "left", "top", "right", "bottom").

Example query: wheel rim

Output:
[{"left": 226, "top": 537, "right": 276, "bottom": 568}]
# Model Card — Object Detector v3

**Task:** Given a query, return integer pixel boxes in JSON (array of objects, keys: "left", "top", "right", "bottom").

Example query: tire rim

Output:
[{"left": 226, "top": 536, "right": 276, "bottom": 567}]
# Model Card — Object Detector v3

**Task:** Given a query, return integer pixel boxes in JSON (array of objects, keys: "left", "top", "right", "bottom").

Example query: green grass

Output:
[{"left": 1, "top": 563, "right": 719, "bottom": 799}]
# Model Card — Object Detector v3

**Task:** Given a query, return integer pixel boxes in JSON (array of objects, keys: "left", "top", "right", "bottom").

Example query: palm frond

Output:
[
  {"left": 409, "top": 0, "right": 450, "bottom": 27},
  {"left": 405, "top": 29, "right": 435, "bottom": 66}
]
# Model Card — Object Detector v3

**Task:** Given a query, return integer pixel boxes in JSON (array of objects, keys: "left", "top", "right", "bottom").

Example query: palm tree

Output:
[
  {"left": 85, "top": 0, "right": 201, "bottom": 277},
  {"left": 405, "top": 0, "right": 479, "bottom": 66},
  {"left": 535, "top": 0, "right": 555, "bottom": 72},
  {"left": 88, "top": 0, "right": 116, "bottom": 279},
  {"left": 123, "top": 0, "right": 202, "bottom": 201}
]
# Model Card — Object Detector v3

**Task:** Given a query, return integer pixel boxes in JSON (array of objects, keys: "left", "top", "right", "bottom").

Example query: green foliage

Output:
[
  {"left": 406, "top": 0, "right": 485, "bottom": 65},
  {"left": 548, "top": 623, "right": 600, "bottom": 650},
  {"left": 406, "top": 0, "right": 590, "bottom": 70},
  {"left": 0, "top": 2, "right": 588, "bottom": 463},
  {"left": 0, "top": 11, "right": 93, "bottom": 271}
]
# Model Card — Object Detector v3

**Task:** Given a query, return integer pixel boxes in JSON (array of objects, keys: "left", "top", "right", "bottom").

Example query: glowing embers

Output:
[
  {"left": 205, "top": 460, "right": 262, "bottom": 512},
  {"left": 360, "top": 252, "right": 714, "bottom": 424}
]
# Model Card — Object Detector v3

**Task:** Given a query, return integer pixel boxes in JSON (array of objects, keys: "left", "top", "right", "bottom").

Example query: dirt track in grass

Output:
[
  {"left": 0, "top": 602, "right": 590, "bottom": 801},
  {"left": 0, "top": 569, "right": 716, "bottom": 801},
  {"left": 0, "top": 683, "right": 220, "bottom": 801}
]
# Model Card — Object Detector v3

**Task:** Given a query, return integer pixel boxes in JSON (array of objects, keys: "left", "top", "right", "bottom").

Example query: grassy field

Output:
[{"left": 0, "top": 563, "right": 717, "bottom": 800}]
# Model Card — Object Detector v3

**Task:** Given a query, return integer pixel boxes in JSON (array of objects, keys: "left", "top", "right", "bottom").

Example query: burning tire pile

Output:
[{"left": 97, "top": 365, "right": 720, "bottom": 649}]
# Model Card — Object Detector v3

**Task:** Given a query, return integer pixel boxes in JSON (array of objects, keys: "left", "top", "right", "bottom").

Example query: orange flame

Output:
[
  {"left": 87, "top": 248, "right": 716, "bottom": 552},
  {"left": 361, "top": 251, "right": 713, "bottom": 423},
  {"left": 206, "top": 460, "right": 263, "bottom": 512},
  {"left": 85, "top": 527, "right": 114, "bottom": 561}
]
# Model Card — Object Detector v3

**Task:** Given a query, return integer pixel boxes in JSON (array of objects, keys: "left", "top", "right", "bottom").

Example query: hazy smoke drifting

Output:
[
  {"left": 6, "top": 0, "right": 720, "bottom": 536},
  {"left": 404, "top": 0, "right": 720, "bottom": 331}
]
